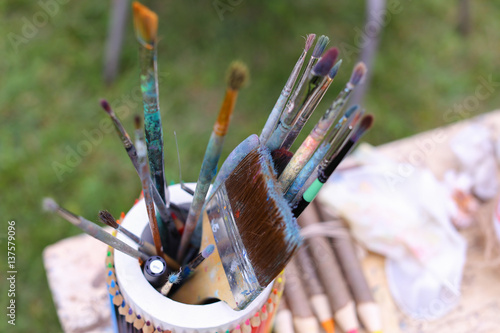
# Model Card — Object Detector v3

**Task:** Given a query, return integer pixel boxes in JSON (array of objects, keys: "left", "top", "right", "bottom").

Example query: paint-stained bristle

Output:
[
  {"left": 304, "top": 34, "right": 316, "bottom": 52},
  {"left": 271, "top": 148, "right": 293, "bottom": 177},
  {"left": 312, "top": 35, "right": 329, "bottom": 58},
  {"left": 227, "top": 61, "right": 249, "bottom": 90},
  {"left": 353, "top": 114, "right": 374, "bottom": 141},
  {"left": 202, "top": 244, "right": 215, "bottom": 258},
  {"left": 329, "top": 59, "right": 343, "bottom": 79},
  {"left": 98, "top": 210, "right": 119, "bottom": 229},
  {"left": 42, "top": 197, "right": 58, "bottom": 212},
  {"left": 312, "top": 47, "right": 338, "bottom": 77},
  {"left": 134, "top": 115, "right": 142, "bottom": 130},
  {"left": 100, "top": 99, "right": 112, "bottom": 114},
  {"left": 225, "top": 147, "right": 302, "bottom": 286},
  {"left": 168, "top": 272, "right": 180, "bottom": 284},
  {"left": 132, "top": 2, "right": 158, "bottom": 45},
  {"left": 349, "top": 62, "right": 367, "bottom": 87}
]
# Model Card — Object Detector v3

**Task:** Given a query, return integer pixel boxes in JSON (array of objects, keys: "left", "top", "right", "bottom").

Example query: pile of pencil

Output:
[
  {"left": 279, "top": 201, "right": 382, "bottom": 333},
  {"left": 43, "top": 2, "right": 377, "bottom": 332}
]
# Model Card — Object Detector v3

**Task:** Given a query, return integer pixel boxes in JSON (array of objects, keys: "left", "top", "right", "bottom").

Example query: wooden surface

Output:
[{"left": 44, "top": 110, "right": 500, "bottom": 332}]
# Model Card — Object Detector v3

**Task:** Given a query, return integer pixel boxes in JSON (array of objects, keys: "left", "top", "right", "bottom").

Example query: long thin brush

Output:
[
  {"left": 265, "top": 47, "right": 338, "bottom": 152},
  {"left": 179, "top": 244, "right": 215, "bottom": 281},
  {"left": 172, "top": 146, "right": 302, "bottom": 310},
  {"left": 278, "top": 63, "right": 367, "bottom": 192},
  {"left": 292, "top": 115, "right": 374, "bottom": 217},
  {"left": 260, "top": 34, "right": 316, "bottom": 144},
  {"left": 133, "top": 2, "right": 168, "bottom": 207},
  {"left": 98, "top": 210, "right": 180, "bottom": 269},
  {"left": 42, "top": 198, "right": 148, "bottom": 261},
  {"left": 285, "top": 105, "right": 360, "bottom": 202},
  {"left": 134, "top": 115, "right": 164, "bottom": 256},
  {"left": 100, "top": 100, "right": 171, "bottom": 223},
  {"left": 178, "top": 62, "right": 249, "bottom": 261},
  {"left": 281, "top": 58, "right": 342, "bottom": 151}
]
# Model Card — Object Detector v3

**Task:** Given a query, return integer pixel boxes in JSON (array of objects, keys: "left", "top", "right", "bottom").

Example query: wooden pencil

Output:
[
  {"left": 316, "top": 205, "right": 382, "bottom": 333},
  {"left": 284, "top": 258, "right": 320, "bottom": 333},
  {"left": 298, "top": 204, "right": 359, "bottom": 333}
]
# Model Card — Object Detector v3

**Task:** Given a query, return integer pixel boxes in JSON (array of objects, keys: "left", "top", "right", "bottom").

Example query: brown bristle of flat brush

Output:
[
  {"left": 98, "top": 210, "right": 119, "bottom": 229},
  {"left": 225, "top": 146, "right": 302, "bottom": 286},
  {"left": 271, "top": 148, "right": 294, "bottom": 177}
]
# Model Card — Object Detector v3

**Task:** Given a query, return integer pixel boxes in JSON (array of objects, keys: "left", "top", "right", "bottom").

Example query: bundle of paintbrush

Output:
[{"left": 42, "top": 1, "right": 378, "bottom": 331}]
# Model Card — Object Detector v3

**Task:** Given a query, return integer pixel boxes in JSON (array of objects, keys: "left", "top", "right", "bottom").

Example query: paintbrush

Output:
[
  {"left": 171, "top": 146, "right": 302, "bottom": 310},
  {"left": 278, "top": 62, "right": 367, "bottom": 192},
  {"left": 265, "top": 47, "right": 338, "bottom": 152},
  {"left": 42, "top": 198, "right": 148, "bottom": 262},
  {"left": 134, "top": 114, "right": 164, "bottom": 257},
  {"left": 271, "top": 148, "right": 294, "bottom": 177},
  {"left": 260, "top": 34, "right": 316, "bottom": 144},
  {"left": 98, "top": 210, "right": 180, "bottom": 269},
  {"left": 299, "top": 203, "right": 360, "bottom": 333},
  {"left": 283, "top": 258, "right": 320, "bottom": 333},
  {"left": 160, "top": 271, "right": 181, "bottom": 296},
  {"left": 292, "top": 115, "right": 374, "bottom": 217},
  {"left": 132, "top": 2, "right": 168, "bottom": 209},
  {"left": 100, "top": 100, "right": 171, "bottom": 223},
  {"left": 296, "top": 245, "right": 335, "bottom": 333},
  {"left": 178, "top": 62, "right": 249, "bottom": 262},
  {"left": 134, "top": 116, "right": 180, "bottom": 257},
  {"left": 280, "top": 58, "right": 342, "bottom": 151},
  {"left": 285, "top": 105, "right": 360, "bottom": 202}
]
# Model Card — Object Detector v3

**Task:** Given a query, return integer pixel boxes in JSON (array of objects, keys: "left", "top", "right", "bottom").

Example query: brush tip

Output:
[
  {"left": 304, "top": 34, "right": 316, "bottom": 52},
  {"left": 100, "top": 99, "right": 112, "bottom": 114},
  {"left": 353, "top": 114, "right": 374, "bottom": 141},
  {"left": 202, "top": 244, "right": 215, "bottom": 258},
  {"left": 329, "top": 59, "right": 343, "bottom": 79},
  {"left": 134, "top": 115, "right": 142, "bottom": 130},
  {"left": 312, "top": 35, "right": 330, "bottom": 58},
  {"left": 345, "top": 104, "right": 359, "bottom": 118},
  {"left": 98, "top": 210, "right": 119, "bottom": 229},
  {"left": 227, "top": 61, "right": 249, "bottom": 90},
  {"left": 42, "top": 197, "right": 58, "bottom": 212},
  {"left": 132, "top": 1, "right": 158, "bottom": 46},
  {"left": 313, "top": 47, "right": 338, "bottom": 77},
  {"left": 349, "top": 62, "right": 367, "bottom": 87},
  {"left": 168, "top": 272, "right": 180, "bottom": 284}
]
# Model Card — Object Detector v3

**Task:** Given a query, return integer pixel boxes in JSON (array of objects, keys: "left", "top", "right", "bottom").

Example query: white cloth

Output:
[{"left": 318, "top": 144, "right": 467, "bottom": 319}]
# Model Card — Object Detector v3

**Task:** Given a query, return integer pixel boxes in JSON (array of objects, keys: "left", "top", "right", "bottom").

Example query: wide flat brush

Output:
[
  {"left": 260, "top": 34, "right": 316, "bottom": 144},
  {"left": 178, "top": 62, "right": 249, "bottom": 261},
  {"left": 171, "top": 146, "right": 302, "bottom": 310},
  {"left": 43, "top": 198, "right": 148, "bottom": 262}
]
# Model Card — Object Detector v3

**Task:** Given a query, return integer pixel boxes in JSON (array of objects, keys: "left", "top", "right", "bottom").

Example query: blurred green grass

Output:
[{"left": 0, "top": 0, "right": 499, "bottom": 331}]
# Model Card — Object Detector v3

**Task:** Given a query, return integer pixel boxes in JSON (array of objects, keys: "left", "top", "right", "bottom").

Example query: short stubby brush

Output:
[{"left": 170, "top": 146, "right": 302, "bottom": 310}]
